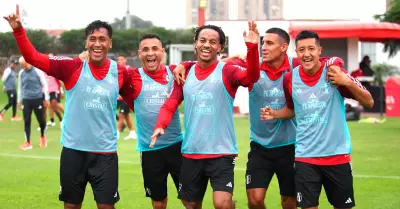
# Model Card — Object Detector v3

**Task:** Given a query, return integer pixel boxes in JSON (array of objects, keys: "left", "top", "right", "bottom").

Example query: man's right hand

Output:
[
  {"left": 3, "top": 5, "right": 22, "bottom": 29},
  {"left": 150, "top": 128, "right": 165, "bottom": 148},
  {"left": 173, "top": 64, "right": 186, "bottom": 85},
  {"left": 17, "top": 103, "right": 22, "bottom": 110}
]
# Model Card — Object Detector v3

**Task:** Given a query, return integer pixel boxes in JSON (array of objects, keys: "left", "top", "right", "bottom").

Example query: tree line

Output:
[{"left": 0, "top": 26, "right": 196, "bottom": 57}]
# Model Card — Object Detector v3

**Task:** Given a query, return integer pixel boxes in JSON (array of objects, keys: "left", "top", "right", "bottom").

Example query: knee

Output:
[
  {"left": 248, "top": 196, "right": 264, "bottom": 208},
  {"left": 152, "top": 199, "right": 167, "bottom": 209},
  {"left": 281, "top": 196, "right": 296, "bottom": 209},
  {"left": 96, "top": 204, "right": 115, "bottom": 209},
  {"left": 64, "top": 203, "right": 82, "bottom": 209},
  {"left": 214, "top": 199, "right": 233, "bottom": 209},
  {"left": 182, "top": 201, "right": 202, "bottom": 209}
]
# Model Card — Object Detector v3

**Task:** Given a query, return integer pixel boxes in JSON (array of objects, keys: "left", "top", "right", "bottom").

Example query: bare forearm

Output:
[
  {"left": 344, "top": 82, "right": 374, "bottom": 108},
  {"left": 275, "top": 106, "right": 295, "bottom": 119}
]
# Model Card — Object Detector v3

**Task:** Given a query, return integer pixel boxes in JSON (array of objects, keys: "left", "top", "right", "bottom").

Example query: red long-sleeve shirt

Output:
[
  {"left": 13, "top": 27, "right": 132, "bottom": 154},
  {"left": 283, "top": 62, "right": 366, "bottom": 165},
  {"left": 154, "top": 42, "right": 260, "bottom": 159}
]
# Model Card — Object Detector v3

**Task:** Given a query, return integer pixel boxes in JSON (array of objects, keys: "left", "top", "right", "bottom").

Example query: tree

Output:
[
  {"left": 374, "top": 0, "right": 400, "bottom": 57},
  {"left": 0, "top": 32, "right": 18, "bottom": 57},
  {"left": 26, "top": 30, "right": 57, "bottom": 54},
  {"left": 371, "top": 63, "right": 400, "bottom": 86},
  {"left": 58, "top": 29, "right": 86, "bottom": 54}
]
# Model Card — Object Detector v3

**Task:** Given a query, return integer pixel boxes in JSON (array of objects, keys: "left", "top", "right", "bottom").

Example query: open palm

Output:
[
  {"left": 243, "top": 20, "right": 259, "bottom": 44},
  {"left": 3, "top": 5, "right": 22, "bottom": 29}
]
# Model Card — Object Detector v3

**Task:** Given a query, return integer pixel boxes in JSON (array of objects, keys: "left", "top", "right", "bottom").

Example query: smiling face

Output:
[
  {"left": 295, "top": 38, "right": 322, "bottom": 72},
  {"left": 85, "top": 27, "right": 112, "bottom": 65},
  {"left": 194, "top": 28, "right": 222, "bottom": 64},
  {"left": 138, "top": 38, "right": 164, "bottom": 72}
]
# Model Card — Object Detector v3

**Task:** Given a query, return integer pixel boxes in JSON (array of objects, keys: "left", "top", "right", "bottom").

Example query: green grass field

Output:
[{"left": 0, "top": 86, "right": 400, "bottom": 209}]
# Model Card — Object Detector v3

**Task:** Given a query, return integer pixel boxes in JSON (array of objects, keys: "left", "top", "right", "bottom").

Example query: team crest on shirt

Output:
[
  {"left": 320, "top": 82, "right": 332, "bottom": 94},
  {"left": 164, "top": 74, "right": 169, "bottom": 82}
]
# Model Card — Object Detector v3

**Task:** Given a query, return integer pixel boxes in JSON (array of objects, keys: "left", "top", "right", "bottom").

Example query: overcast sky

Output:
[{"left": 0, "top": 0, "right": 386, "bottom": 32}]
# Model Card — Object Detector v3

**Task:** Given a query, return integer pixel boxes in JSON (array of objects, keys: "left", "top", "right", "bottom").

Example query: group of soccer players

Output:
[{"left": 3, "top": 4, "right": 373, "bottom": 209}]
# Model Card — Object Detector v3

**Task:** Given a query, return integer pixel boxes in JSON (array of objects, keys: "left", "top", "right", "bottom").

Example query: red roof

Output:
[{"left": 289, "top": 21, "right": 400, "bottom": 42}]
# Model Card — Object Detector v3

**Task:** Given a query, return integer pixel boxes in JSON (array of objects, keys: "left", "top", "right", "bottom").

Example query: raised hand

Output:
[
  {"left": 3, "top": 5, "right": 22, "bottom": 29},
  {"left": 327, "top": 65, "right": 351, "bottom": 86},
  {"left": 260, "top": 106, "right": 275, "bottom": 120},
  {"left": 243, "top": 20, "right": 259, "bottom": 44},
  {"left": 150, "top": 128, "right": 165, "bottom": 148}
]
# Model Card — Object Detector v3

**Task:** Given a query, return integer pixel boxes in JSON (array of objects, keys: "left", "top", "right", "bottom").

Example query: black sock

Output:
[
  {"left": 55, "top": 112, "right": 63, "bottom": 121},
  {"left": 50, "top": 118, "right": 54, "bottom": 123}
]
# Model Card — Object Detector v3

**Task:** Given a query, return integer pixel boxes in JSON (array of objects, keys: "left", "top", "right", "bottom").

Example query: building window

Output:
[
  {"left": 191, "top": 9, "right": 198, "bottom": 25},
  {"left": 361, "top": 42, "right": 377, "bottom": 65},
  {"left": 263, "top": 0, "right": 269, "bottom": 19}
]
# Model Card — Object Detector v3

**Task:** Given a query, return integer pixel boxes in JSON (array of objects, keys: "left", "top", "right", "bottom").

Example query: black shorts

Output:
[
  {"left": 178, "top": 156, "right": 235, "bottom": 202},
  {"left": 117, "top": 100, "right": 130, "bottom": 115},
  {"left": 295, "top": 161, "right": 355, "bottom": 208},
  {"left": 141, "top": 141, "right": 182, "bottom": 201},
  {"left": 246, "top": 142, "right": 295, "bottom": 197},
  {"left": 59, "top": 147, "right": 119, "bottom": 205},
  {"left": 49, "top": 92, "right": 60, "bottom": 103}
]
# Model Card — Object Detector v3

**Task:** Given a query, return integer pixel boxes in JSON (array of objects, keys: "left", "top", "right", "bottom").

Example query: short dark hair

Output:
[
  {"left": 117, "top": 55, "right": 126, "bottom": 58},
  {"left": 295, "top": 30, "right": 320, "bottom": 46},
  {"left": 140, "top": 33, "right": 162, "bottom": 44},
  {"left": 265, "top": 27, "right": 290, "bottom": 44},
  {"left": 194, "top": 24, "right": 226, "bottom": 50},
  {"left": 85, "top": 20, "right": 113, "bottom": 38}
]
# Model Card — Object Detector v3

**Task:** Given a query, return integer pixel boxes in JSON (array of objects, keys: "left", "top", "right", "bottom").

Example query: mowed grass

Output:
[{"left": 0, "top": 86, "right": 400, "bottom": 209}]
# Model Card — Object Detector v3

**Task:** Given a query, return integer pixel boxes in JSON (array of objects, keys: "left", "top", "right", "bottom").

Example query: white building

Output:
[{"left": 203, "top": 0, "right": 400, "bottom": 114}]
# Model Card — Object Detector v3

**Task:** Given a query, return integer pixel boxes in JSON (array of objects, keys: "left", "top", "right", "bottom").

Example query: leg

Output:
[
  {"left": 51, "top": 98, "right": 63, "bottom": 122},
  {"left": 141, "top": 149, "right": 169, "bottom": 209},
  {"left": 294, "top": 161, "right": 323, "bottom": 209},
  {"left": 322, "top": 163, "right": 355, "bottom": 209},
  {"left": 0, "top": 90, "right": 14, "bottom": 114},
  {"left": 22, "top": 100, "right": 33, "bottom": 142},
  {"left": 125, "top": 114, "right": 134, "bottom": 131},
  {"left": 33, "top": 99, "right": 46, "bottom": 137},
  {"left": 117, "top": 114, "right": 125, "bottom": 132},
  {"left": 178, "top": 157, "right": 207, "bottom": 209},
  {"left": 274, "top": 145, "right": 296, "bottom": 209},
  {"left": 88, "top": 153, "right": 119, "bottom": 208},
  {"left": 49, "top": 103, "right": 55, "bottom": 123},
  {"left": 208, "top": 156, "right": 235, "bottom": 209},
  {"left": 11, "top": 90, "right": 17, "bottom": 117},
  {"left": 59, "top": 147, "right": 88, "bottom": 209},
  {"left": 245, "top": 142, "right": 275, "bottom": 209}
]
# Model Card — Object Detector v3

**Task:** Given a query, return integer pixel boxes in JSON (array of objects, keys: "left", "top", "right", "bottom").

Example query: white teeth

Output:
[
  {"left": 201, "top": 50, "right": 210, "bottom": 53},
  {"left": 94, "top": 50, "right": 102, "bottom": 53}
]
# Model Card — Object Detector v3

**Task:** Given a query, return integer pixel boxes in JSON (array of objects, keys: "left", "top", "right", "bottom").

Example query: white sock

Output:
[{"left": 130, "top": 130, "right": 136, "bottom": 135}]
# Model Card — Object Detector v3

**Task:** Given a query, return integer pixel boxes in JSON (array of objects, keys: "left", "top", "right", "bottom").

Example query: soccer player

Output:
[
  {"left": 151, "top": 21, "right": 260, "bottom": 209},
  {"left": 5, "top": 5, "right": 131, "bottom": 209},
  {"left": 46, "top": 53, "right": 64, "bottom": 127},
  {"left": 116, "top": 55, "right": 137, "bottom": 140},
  {"left": 1, "top": 59, "right": 22, "bottom": 121},
  {"left": 17, "top": 57, "right": 49, "bottom": 150},
  {"left": 261, "top": 30, "right": 374, "bottom": 209},
  {"left": 172, "top": 27, "right": 344, "bottom": 209}
]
